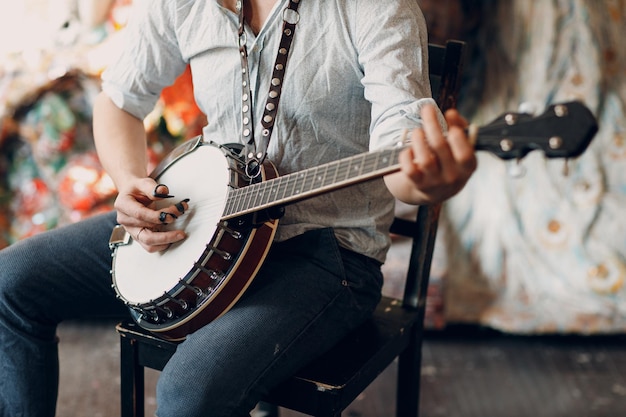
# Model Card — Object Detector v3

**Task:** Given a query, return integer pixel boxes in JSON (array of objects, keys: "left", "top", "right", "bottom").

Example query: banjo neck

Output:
[
  {"left": 222, "top": 100, "right": 598, "bottom": 220},
  {"left": 222, "top": 144, "right": 402, "bottom": 220}
]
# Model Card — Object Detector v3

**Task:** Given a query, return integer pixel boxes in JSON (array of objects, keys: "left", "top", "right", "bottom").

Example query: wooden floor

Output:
[{"left": 56, "top": 320, "right": 626, "bottom": 417}]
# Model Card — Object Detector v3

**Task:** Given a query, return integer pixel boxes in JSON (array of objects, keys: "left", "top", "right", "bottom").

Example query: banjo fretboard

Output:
[{"left": 223, "top": 145, "right": 405, "bottom": 219}]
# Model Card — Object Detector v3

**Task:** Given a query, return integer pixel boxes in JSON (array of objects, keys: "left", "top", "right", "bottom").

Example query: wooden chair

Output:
[{"left": 115, "top": 40, "right": 466, "bottom": 417}]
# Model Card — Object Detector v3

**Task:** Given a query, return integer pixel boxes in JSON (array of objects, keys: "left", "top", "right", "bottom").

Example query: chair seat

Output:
[
  {"left": 116, "top": 296, "right": 420, "bottom": 416},
  {"left": 117, "top": 322, "right": 177, "bottom": 370}
]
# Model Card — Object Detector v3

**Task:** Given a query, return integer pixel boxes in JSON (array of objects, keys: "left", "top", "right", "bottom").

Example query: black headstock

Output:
[{"left": 473, "top": 101, "right": 598, "bottom": 160}]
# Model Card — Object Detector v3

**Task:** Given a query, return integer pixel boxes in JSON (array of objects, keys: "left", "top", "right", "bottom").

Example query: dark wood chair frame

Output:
[{"left": 116, "top": 40, "right": 466, "bottom": 417}]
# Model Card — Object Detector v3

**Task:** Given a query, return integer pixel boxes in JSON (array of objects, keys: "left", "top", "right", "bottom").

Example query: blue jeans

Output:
[{"left": 0, "top": 212, "right": 383, "bottom": 417}]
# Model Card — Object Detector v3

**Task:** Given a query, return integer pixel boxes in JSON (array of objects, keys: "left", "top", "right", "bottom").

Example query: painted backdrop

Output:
[{"left": 438, "top": 0, "right": 626, "bottom": 333}]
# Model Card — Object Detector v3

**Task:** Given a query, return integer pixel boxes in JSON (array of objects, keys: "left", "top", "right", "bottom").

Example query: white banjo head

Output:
[{"left": 112, "top": 143, "right": 230, "bottom": 305}]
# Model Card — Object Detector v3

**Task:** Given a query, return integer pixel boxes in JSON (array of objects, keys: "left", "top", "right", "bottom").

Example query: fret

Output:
[
  {"left": 251, "top": 182, "right": 264, "bottom": 209},
  {"left": 254, "top": 180, "right": 268, "bottom": 210},
  {"left": 285, "top": 171, "right": 300, "bottom": 201},
  {"left": 268, "top": 177, "right": 284, "bottom": 206},
  {"left": 321, "top": 161, "right": 334, "bottom": 188},
  {"left": 238, "top": 184, "right": 251, "bottom": 213},
  {"left": 249, "top": 182, "right": 261, "bottom": 212},
  {"left": 267, "top": 179, "right": 281, "bottom": 206},
  {"left": 318, "top": 163, "right": 331, "bottom": 191},
  {"left": 234, "top": 186, "right": 247, "bottom": 214},
  {"left": 225, "top": 191, "right": 234, "bottom": 217},
  {"left": 256, "top": 179, "right": 271, "bottom": 208},
  {"left": 378, "top": 148, "right": 396, "bottom": 173},
  {"left": 332, "top": 153, "right": 363, "bottom": 186},
  {"left": 267, "top": 181, "right": 278, "bottom": 205},
  {"left": 300, "top": 168, "right": 316, "bottom": 195},
  {"left": 245, "top": 181, "right": 257, "bottom": 213},
  {"left": 224, "top": 191, "right": 236, "bottom": 217},
  {"left": 320, "top": 160, "right": 333, "bottom": 187},
  {"left": 375, "top": 149, "right": 389, "bottom": 173},
  {"left": 224, "top": 193, "right": 234, "bottom": 217},
  {"left": 343, "top": 156, "right": 353, "bottom": 183},
  {"left": 363, "top": 152, "right": 379, "bottom": 175},
  {"left": 331, "top": 158, "right": 347, "bottom": 185},
  {"left": 233, "top": 187, "right": 247, "bottom": 215},
  {"left": 351, "top": 153, "right": 366, "bottom": 181},
  {"left": 273, "top": 174, "right": 287, "bottom": 203},
  {"left": 294, "top": 171, "right": 307, "bottom": 198}
]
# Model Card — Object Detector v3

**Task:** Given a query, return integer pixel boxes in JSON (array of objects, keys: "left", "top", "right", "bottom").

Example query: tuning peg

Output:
[
  {"left": 562, "top": 159, "right": 570, "bottom": 176},
  {"left": 507, "top": 158, "right": 526, "bottom": 178}
]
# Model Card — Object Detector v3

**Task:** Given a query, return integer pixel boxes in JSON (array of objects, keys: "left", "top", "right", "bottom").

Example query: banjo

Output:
[{"left": 109, "top": 101, "right": 598, "bottom": 340}]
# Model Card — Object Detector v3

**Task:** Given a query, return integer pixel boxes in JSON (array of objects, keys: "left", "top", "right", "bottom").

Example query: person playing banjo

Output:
[{"left": 0, "top": 1, "right": 476, "bottom": 416}]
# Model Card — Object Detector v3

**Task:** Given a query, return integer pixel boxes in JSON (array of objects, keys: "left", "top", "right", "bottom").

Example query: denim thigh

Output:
[
  {"left": 156, "top": 227, "right": 383, "bottom": 417},
  {"left": 0, "top": 211, "right": 127, "bottom": 417}
]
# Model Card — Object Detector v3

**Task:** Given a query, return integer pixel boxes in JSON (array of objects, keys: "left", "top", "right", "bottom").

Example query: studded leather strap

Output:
[{"left": 237, "top": 0, "right": 301, "bottom": 177}]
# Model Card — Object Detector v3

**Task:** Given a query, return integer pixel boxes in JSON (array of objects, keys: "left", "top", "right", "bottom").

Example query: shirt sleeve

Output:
[
  {"left": 101, "top": 0, "right": 188, "bottom": 120},
  {"left": 354, "top": 0, "right": 445, "bottom": 151}
]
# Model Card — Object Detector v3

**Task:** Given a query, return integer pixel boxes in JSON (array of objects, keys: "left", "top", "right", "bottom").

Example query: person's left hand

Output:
[{"left": 385, "top": 104, "right": 477, "bottom": 205}]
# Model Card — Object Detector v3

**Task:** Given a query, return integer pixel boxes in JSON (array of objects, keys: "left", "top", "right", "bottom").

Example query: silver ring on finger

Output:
[{"left": 137, "top": 227, "right": 147, "bottom": 242}]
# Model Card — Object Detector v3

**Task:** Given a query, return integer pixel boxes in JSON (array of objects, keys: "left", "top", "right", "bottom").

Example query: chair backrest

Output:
[
  {"left": 390, "top": 40, "right": 466, "bottom": 311},
  {"left": 428, "top": 41, "right": 465, "bottom": 113}
]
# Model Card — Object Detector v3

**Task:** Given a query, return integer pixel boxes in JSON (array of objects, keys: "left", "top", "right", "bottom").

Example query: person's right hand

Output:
[{"left": 114, "top": 178, "right": 189, "bottom": 253}]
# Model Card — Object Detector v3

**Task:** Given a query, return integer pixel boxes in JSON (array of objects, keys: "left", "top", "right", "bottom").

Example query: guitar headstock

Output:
[{"left": 473, "top": 101, "right": 598, "bottom": 160}]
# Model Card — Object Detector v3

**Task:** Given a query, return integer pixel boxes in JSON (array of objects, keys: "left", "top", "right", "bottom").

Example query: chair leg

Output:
[
  {"left": 396, "top": 329, "right": 423, "bottom": 417},
  {"left": 120, "top": 336, "right": 145, "bottom": 417},
  {"left": 256, "top": 402, "right": 279, "bottom": 417}
]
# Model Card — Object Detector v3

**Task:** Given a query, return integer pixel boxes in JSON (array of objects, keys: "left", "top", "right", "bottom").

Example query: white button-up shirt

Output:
[{"left": 102, "top": 0, "right": 435, "bottom": 262}]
